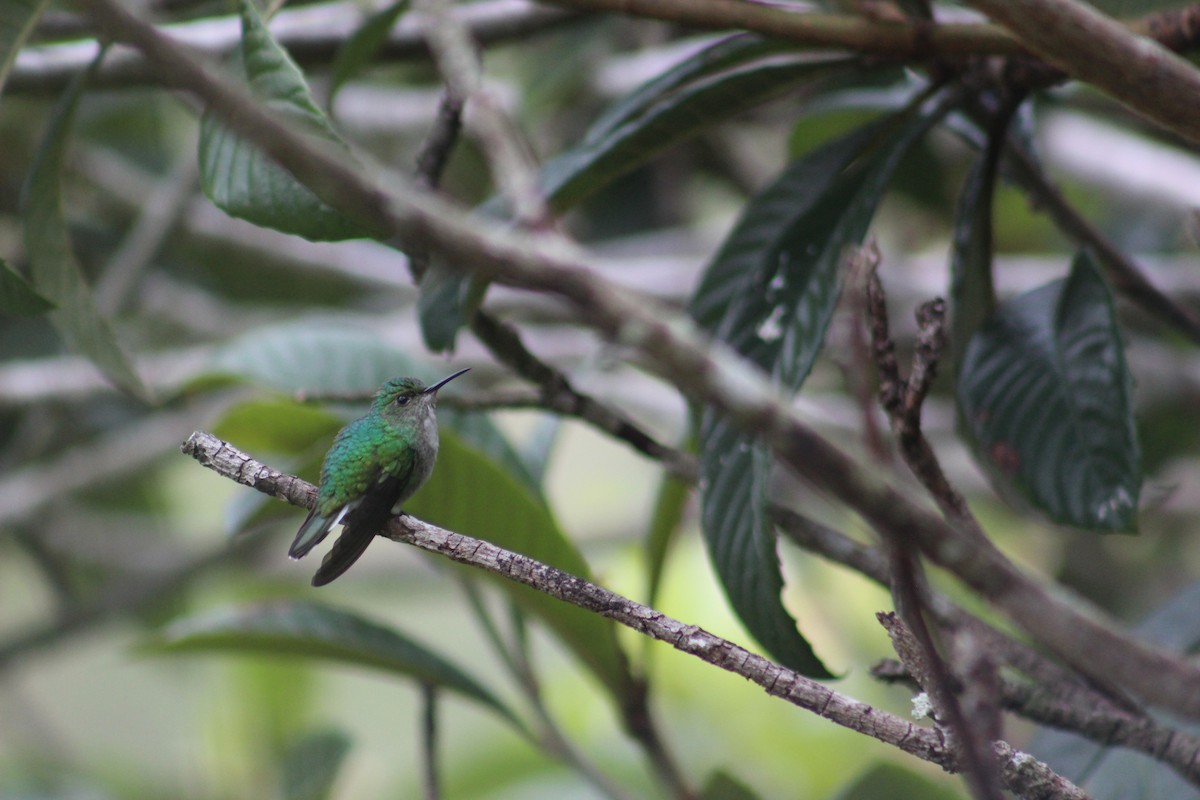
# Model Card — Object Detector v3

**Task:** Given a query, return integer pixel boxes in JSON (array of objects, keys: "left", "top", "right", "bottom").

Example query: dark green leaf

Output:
[
  {"left": 958, "top": 251, "right": 1141, "bottom": 531},
  {"left": 406, "top": 429, "right": 636, "bottom": 702},
  {"left": 199, "top": 0, "right": 373, "bottom": 241},
  {"left": 20, "top": 49, "right": 149, "bottom": 400},
  {"left": 698, "top": 412, "right": 831, "bottom": 677},
  {"left": 281, "top": 730, "right": 352, "bottom": 800},
  {"left": 0, "top": 256, "right": 54, "bottom": 315},
  {"left": 145, "top": 600, "right": 518, "bottom": 725},
  {"left": 700, "top": 769, "right": 763, "bottom": 800},
  {"left": 1030, "top": 581, "right": 1200, "bottom": 800},
  {"left": 0, "top": 0, "right": 50, "bottom": 97},
  {"left": 329, "top": 0, "right": 410, "bottom": 104},
  {"left": 689, "top": 98, "right": 948, "bottom": 677},
  {"left": 949, "top": 144, "right": 999, "bottom": 365},
  {"left": 419, "top": 37, "right": 869, "bottom": 352},
  {"left": 832, "top": 763, "right": 964, "bottom": 800}
]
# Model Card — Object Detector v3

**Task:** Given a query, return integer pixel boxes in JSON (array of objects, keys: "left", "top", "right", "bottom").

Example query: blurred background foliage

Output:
[{"left": 1, "top": 0, "right": 1200, "bottom": 798}]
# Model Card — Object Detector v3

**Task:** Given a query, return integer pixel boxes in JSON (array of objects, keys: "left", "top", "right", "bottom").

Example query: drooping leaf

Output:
[
  {"left": 958, "top": 251, "right": 1141, "bottom": 531},
  {"left": 406, "top": 429, "right": 636, "bottom": 701},
  {"left": 689, "top": 96, "right": 950, "bottom": 677},
  {"left": 644, "top": 467, "right": 691, "bottom": 608},
  {"left": 329, "top": 0, "right": 410, "bottom": 104},
  {"left": 418, "top": 35, "right": 871, "bottom": 351},
  {"left": 1030, "top": 581, "right": 1200, "bottom": 800},
  {"left": 949, "top": 141, "right": 999, "bottom": 365},
  {"left": 0, "top": 256, "right": 54, "bottom": 315},
  {"left": 20, "top": 49, "right": 149, "bottom": 400},
  {"left": 0, "top": 0, "right": 50, "bottom": 97},
  {"left": 699, "top": 414, "right": 831, "bottom": 677},
  {"left": 281, "top": 729, "right": 352, "bottom": 800},
  {"left": 199, "top": 0, "right": 374, "bottom": 241},
  {"left": 145, "top": 600, "right": 519, "bottom": 726}
]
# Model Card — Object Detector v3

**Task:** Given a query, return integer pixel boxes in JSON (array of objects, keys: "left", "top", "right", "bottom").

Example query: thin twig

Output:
[
  {"left": 420, "top": 685, "right": 441, "bottom": 800},
  {"left": 1004, "top": 138, "right": 1200, "bottom": 347},
  {"left": 415, "top": 0, "right": 549, "bottom": 228},
  {"left": 180, "top": 430, "right": 1088, "bottom": 799}
]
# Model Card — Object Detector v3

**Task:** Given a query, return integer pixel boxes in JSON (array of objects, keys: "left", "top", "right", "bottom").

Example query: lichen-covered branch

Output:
[{"left": 180, "top": 430, "right": 1087, "bottom": 799}]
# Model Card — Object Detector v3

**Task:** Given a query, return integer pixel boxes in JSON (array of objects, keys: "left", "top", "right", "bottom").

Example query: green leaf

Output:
[
  {"left": 281, "top": 729, "right": 352, "bottom": 800},
  {"left": 958, "top": 251, "right": 1141, "bottom": 531},
  {"left": 198, "top": 0, "right": 374, "bottom": 241},
  {"left": 145, "top": 600, "right": 519, "bottom": 726},
  {"left": 20, "top": 49, "right": 150, "bottom": 401},
  {"left": 698, "top": 414, "right": 831, "bottom": 677},
  {"left": 688, "top": 98, "right": 948, "bottom": 677},
  {"left": 406, "top": 429, "right": 636, "bottom": 701},
  {"left": 949, "top": 143, "right": 999, "bottom": 366},
  {"left": 329, "top": 0, "right": 410, "bottom": 104},
  {"left": 418, "top": 35, "right": 869, "bottom": 351},
  {"left": 644, "top": 468, "right": 691, "bottom": 608},
  {"left": 213, "top": 400, "right": 343, "bottom": 455},
  {"left": 0, "top": 256, "right": 54, "bottom": 315},
  {"left": 0, "top": 0, "right": 51, "bottom": 98},
  {"left": 700, "top": 769, "right": 764, "bottom": 800},
  {"left": 832, "top": 763, "right": 964, "bottom": 800},
  {"left": 208, "top": 321, "right": 423, "bottom": 395},
  {"left": 1030, "top": 581, "right": 1200, "bottom": 800}
]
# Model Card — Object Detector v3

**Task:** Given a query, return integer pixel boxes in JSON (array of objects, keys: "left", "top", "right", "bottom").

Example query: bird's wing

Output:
[
  {"left": 309, "top": 446, "right": 417, "bottom": 586},
  {"left": 288, "top": 417, "right": 381, "bottom": 559}
]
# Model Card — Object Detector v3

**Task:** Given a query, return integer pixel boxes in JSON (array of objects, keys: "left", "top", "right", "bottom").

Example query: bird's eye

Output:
[{"left": 395, "top": 395, "right": 410, "bottom": 406}]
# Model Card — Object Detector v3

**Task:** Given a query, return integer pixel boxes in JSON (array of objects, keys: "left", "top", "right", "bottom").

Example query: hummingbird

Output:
[{"left": 289, "top": 368, "right": 470, "bottom": 586}]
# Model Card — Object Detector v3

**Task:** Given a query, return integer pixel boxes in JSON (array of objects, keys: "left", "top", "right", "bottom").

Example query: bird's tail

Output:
[
  {"left": 310, "top": 522, "right": 376, "bottom": 586},
  {"left": 289, "top": 506, "right": 341, "bottom": 559}
]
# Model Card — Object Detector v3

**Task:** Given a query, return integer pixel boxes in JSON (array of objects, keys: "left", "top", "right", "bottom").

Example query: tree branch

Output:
[
  {"left": 82, "top": 0, "right": 1200, "bottom": 717},
  {"left": 180, "top": 430, "right": 1087, "bottom": 799},
  {"left": 961, "top": 0, "right": 1200, "bottom": 145}
]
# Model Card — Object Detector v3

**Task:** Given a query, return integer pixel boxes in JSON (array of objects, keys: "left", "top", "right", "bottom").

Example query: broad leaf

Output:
[
  {"left": 689, "top": 97, "right": 949, "bottom": 677},
  {"left": 419, "top": 35, "right": 869, "bottom": 351},
  {"left": 949, "top": 143, "right": 999, "bottom": 364},
  {"left": 0, "top": 256, "right": 54, "bottom": 315},
  {"left": 207, "top": 321, "right": 422, "bottom": 396},
  {"left": 958, "top": 251, "right": 1141, "bottom": 531},
  {"left": 199, "top": 0, "right": 373, "bottom": 241},
  {"left": 1030, "top": 581, "right": 1200, "bottom": 800},
  {"left": 281, "top": 730, "right": 352, "bottom": 800},
  {"left": 329, "top": 0, "right": 410, "bottom": 104},
  {"left": 146, "top": 600, "right": 518, "bottom": 725},
  {"left": 407, "top": 429, "right": 637, "bottom": 701},
  {"left": 213, "top": 400, "right": 343, "bottom": 455},
  {"left": 0, "top": 0, "right": 50, "bottom": 97},
  {"left": 20, "top": 50, "right": 149, "bottom": 400}
]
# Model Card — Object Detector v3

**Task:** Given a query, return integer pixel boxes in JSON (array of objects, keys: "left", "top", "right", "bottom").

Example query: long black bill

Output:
[{"left": 423, "top": 367, "right": 470, "bottom": 394}]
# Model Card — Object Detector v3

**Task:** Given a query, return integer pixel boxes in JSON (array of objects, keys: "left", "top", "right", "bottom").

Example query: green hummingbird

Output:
[{"left": 290, "top": 368, "right": 470, "bottom": 586}]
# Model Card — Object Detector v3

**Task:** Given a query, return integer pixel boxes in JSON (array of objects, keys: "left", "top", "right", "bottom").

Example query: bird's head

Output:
[{"left": 373, "top": 368, "right": 469, "bottom": 422}]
